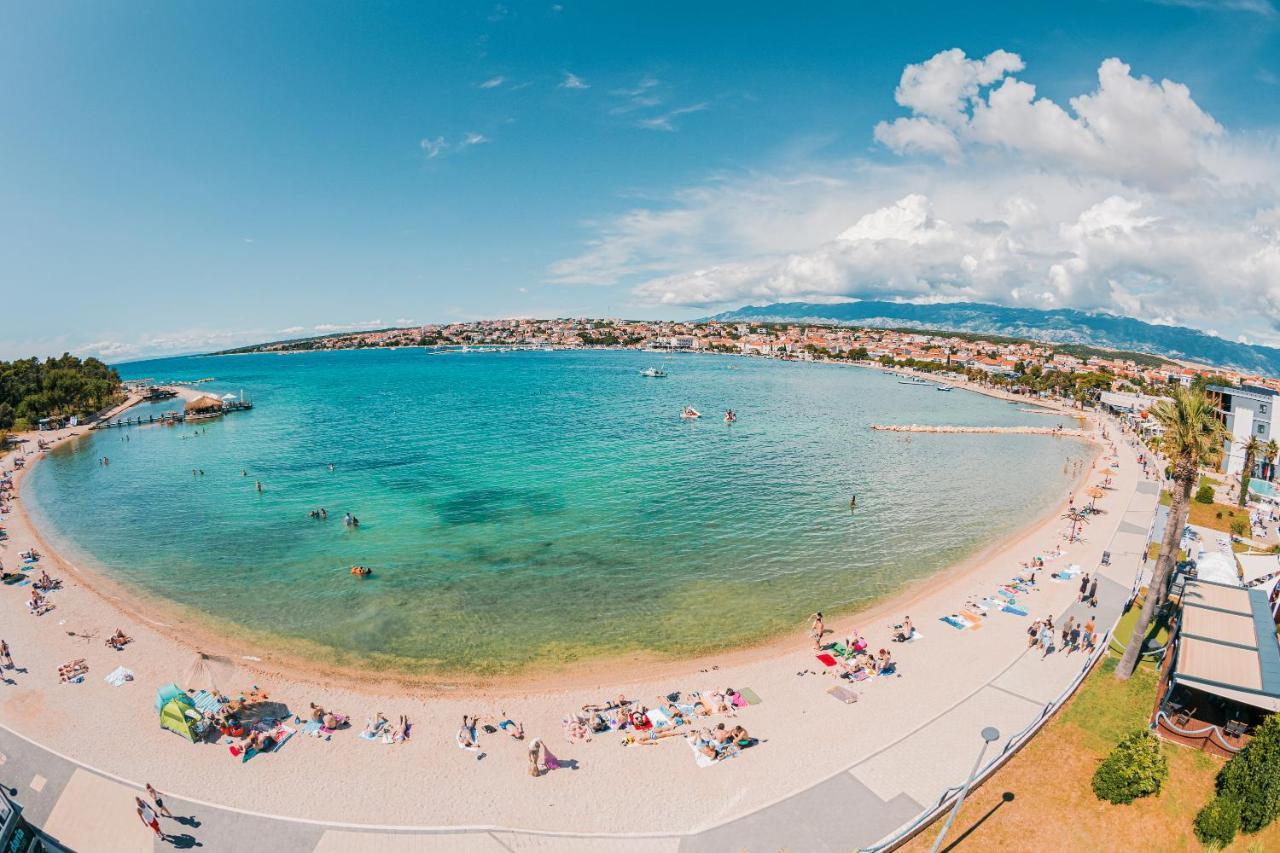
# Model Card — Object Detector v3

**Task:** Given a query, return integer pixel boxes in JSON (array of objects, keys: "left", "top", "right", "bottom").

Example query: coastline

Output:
[
  {"left": 0, "top": 379, "right": 1145, "bottom": 838},
  {"left": 8, "top": 375, "right": 1100, "bottom": 697}
]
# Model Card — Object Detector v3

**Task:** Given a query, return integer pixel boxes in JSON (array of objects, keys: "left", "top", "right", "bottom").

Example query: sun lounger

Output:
[{"left": 827, "top": 685, "right": 858, "bottom": 704}]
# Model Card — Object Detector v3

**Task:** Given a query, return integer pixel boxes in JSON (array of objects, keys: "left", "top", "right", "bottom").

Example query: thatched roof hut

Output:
[{"left": 184, "top": 395, "right": 224, "bottom": 413}]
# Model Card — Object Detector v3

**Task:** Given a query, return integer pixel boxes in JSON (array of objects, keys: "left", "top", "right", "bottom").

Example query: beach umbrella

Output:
[{"left": 182, "top": 650, "right": 236, "bottom": 695}]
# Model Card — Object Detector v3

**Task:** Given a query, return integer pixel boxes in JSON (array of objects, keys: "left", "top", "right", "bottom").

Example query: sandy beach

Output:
[{"left": 0, "top": 384, "right": 1144, "bottom": 839}]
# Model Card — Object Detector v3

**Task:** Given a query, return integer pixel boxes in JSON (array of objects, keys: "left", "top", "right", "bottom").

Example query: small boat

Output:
[
  {"left": 936, "top": 385, "right": 953, "bottom": 392},
  {"left": 681, "top": 407, "right": 701, "bottom": 419},
  {"left": 639, "top": 367, "right": 667, "bottom": 377}
]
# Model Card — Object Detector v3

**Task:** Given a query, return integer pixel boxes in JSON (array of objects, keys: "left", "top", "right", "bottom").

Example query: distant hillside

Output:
[{"left": 708, "top": 301, "right": 1280, "bottom": 375}]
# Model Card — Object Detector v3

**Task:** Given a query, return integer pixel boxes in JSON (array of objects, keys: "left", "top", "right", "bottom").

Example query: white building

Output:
[{"left": 1208, "top": 384, "right": 1280, "bottom": 476}]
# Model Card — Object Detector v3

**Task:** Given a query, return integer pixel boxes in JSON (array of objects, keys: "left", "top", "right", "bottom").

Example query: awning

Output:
[{"left": 1173, "top": 579, "right": 1280, "bottom": 714}]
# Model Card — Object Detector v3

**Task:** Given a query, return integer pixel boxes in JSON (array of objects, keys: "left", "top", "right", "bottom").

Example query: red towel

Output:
[{"left": 816, "top": 653, "right": 838, "bottom": 667}]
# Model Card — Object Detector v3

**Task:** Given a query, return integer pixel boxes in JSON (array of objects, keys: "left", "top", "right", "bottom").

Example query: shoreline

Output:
[
  {"left": 0, "top": 376, "right": 1143, "bottom": 838},
  {"left": 8, "top": 370, "right": 1100, "bottom": 697}
]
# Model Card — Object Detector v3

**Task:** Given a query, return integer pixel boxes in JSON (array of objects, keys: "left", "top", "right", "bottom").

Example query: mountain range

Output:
[{"left": 707, "top": 301, "right": 1280, "bottom": 376}]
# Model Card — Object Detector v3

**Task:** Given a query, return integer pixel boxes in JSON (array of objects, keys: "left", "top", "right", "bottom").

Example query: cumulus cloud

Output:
[
  {"left": 874, "top": 50, "right": 1223, "bottom": 190},
  {"left": 550, "top": 50, "right": 1280, "bottom": 343}
]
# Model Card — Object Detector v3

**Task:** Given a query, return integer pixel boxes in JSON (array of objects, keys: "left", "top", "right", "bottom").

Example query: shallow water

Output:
[{"left": 27, "top": 349, "right": 1090, "bottom": 673}]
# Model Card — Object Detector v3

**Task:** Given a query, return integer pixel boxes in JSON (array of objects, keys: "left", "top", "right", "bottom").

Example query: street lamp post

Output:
[{"left": 930, "top": 726, "right": 1001, "bottom": 853}]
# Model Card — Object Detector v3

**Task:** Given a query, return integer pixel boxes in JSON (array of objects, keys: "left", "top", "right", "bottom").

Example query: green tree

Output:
[
  {"left": 1217, "top": 714, "right": 1280, "bottom": 833},
  {"left": 1266, "top": 439, "right": 1279, "bottom": 482},
  {"left": 1091, "top": 729, "right": 1168, "bottom": 804},
  {"left": 1117, "top": 388, "right": 1226, "bottom": 680}
]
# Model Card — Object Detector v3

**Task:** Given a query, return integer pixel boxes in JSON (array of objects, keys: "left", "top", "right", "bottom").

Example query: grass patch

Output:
[
  {"left": 901, "top": 651, "right": 1280, "bottom": 852},
  {"left": 1107, "top": 606, "right": 1170, "bottom": 673},
  {"left": 1158, "top": 490, "right": 1249, "bottom": 535}
]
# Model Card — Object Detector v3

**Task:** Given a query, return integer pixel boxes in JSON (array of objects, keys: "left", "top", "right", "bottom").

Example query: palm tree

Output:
[
  {"left": 1117, "top": 388, "right": 1225, "bottom": 681},
  {"left": 1239, "top": 435, "right": 1260, "bottom": 506},
  {"left": 1267, "top": 439, "right": 1279, "bottom": 482}
]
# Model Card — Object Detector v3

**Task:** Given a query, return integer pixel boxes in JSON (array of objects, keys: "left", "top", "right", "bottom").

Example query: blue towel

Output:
[
  {"left": 940, "top": 615, "right": 967, "bottom": 630},
  {"left": 1001, "top": 605, "right": 1028, "bottom": 616}
]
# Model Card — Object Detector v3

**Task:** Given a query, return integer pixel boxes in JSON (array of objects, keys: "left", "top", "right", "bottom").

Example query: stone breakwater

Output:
[{"left": 871, "top": 424, "right": 1089, "bottom": 437}]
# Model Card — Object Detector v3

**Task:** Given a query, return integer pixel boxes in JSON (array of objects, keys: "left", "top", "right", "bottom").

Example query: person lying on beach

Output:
[
  {"left": 307, "top": 702, "right": 326, "bottom": 723},
  {"left": 58, "top": 659, "right": 89, "bottom": 682},
  {"left": 33, "top": 571, "right": 60, "bottom": 591},
  {"left": 363, "top": 713, "right": 389, "bottom": 737},
  {"left": 322, "top": 712, "right": 347, "bottom": 731},
  {"left": 105, "top": 628, "right": 132, "bottom": 650},
  {"left": 488, "top": 714, "right": 523, "bottom": 739},
  {"left": 582, "top": 694, "right": 630, "bottom": 713},
  {"left": 457, "top": 716, "right": 483, "bottom": 758},
  {"left": 890, "top": 617, "right": 915, "bottom": 643},
  {"left": 19, "top": 549, "right": 39, "bottom": 561},
  {"left": 27, "top": 591, "right": 53, "bottom": 616},
  {"left": 563, "top": 714, "right": 593, "bottom": 742},
  {"left": 844, "top": 630, "right": 868, "bottom": 654},
  {"left": 624, "top": 726, "right": 686, "bottom": 746},
  {"left": 382, "top": 715, "right": 409, "bottom": 744}
]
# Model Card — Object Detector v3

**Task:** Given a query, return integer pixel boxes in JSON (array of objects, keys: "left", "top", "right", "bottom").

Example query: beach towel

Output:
[
  {"left": 103, "top": 666, "right": 133, "bottom": 687},
  {"left": 815, "top": 653, "right": 838, "bottom": 667},
  {"left": 301, "top": 721, "right": 323, "bottom": 737},
  {"left": 737, "top": 687, "right": 763, "bottom": 706},
  {"left": 685, "top": 736, "right": 717, "bottom": 769},
  {"left": 647, "top": 707, "right": 673, "bottom": 729},
  {"left": 940, "top": 615, "right": 968, "bottom": 630},
  {"left": 542, "top": 744, "right": 561, "bottom": 771},
  {"left": 827, "top": 685, "right": 858, "bottom": 704},
  {"left": 192, "top": 690, "right": 226, "bottom": 716},
  {"left": 1001, "top": 605, "right": 1029, "bottom": 616}
]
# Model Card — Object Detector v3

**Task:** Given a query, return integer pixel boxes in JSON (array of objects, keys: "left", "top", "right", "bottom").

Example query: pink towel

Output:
[{"left": 542, "top": 745, "right": 561, "bottom": 771}]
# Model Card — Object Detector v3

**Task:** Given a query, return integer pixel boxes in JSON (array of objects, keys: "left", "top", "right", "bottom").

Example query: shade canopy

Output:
[
  {"left": 1172, "top": 579, "right": 1280, "bottom": 714},
  {"left": 184, "top": 395, "right": 223, "bottom": 412}
]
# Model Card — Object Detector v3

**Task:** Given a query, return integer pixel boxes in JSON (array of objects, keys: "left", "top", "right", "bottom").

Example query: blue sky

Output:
[{"left": 2, "top": 1, "right": 1279, "bottom": 360}]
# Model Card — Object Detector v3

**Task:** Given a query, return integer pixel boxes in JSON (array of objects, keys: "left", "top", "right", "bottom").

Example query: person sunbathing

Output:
[
  {"left": 891, "top": 617, "right": 915, "bottom": 643},
  {"left": 625, "top": 726, "right": 686, "bottom": 745},
  {"left": 363, "top": 713, "right": 388, "bottom": 737},
  {"left": 383, "top": 715, "right": 409, "bottom": 744},
  {"left": 492, "top": 714, "right": 523, "bottom": 739},
  {"left": 307, "top": 702, "right": 326, "bottom": 722},
  {"left": 876, "top": 648, "right": 895, "bottom": 673},
  {"left": 105, "top": 628, "right": 132, "bottom": 650},
  {"left": 689, "top": 730, "right": 718, "bottom": 759},
  {"left": 628, "top": 708, "right": 653, "bottom": 731},
  {"left": 582, "top": 693, "right": 629, "bottom": 713},
  {"left": 322, "top": 712, "right": 347, "bottom": 731},
  {"left": 564, "top": 715, "right": 592, "bottom": 742}
]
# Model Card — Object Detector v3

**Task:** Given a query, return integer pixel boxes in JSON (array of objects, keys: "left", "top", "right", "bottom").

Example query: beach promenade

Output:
[{"left": 0, "top": 407, "right": 1158, "bottom": 852}]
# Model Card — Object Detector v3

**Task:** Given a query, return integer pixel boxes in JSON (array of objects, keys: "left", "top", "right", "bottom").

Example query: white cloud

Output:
[
  {"left": 560, "top": 71, "right": 589, "bottom": 90},
  {"left": 1149, "top": 0, "right": 1276, "bottom": 16},
  {"left": 549, "top": 51, "right": 1280, "bottom": 343},
  {"left": 313, "top": 320, "right": 385, "bottom": 334},
  {"left": 278, "top": 326, "right": 305, "bottom": 335},
  {"left": 874, "top": 51, "right": 1224, "bottom": 191},
  {"left": 479, "top": 75, "right": 506, "bottom": 89},
  {"left": 637, "top": 103, "right": 709, "bottom": 132},
  {"left": 420, "top": 137, "right": 448, "bottom": 159},
  {"left": 462, "top": 131, "right": 490, "bottom": 147}
]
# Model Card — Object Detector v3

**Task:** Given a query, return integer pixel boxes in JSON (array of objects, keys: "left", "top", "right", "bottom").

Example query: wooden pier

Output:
[{"left": 91, "top": 400, "right": 253, "bottom": 430}]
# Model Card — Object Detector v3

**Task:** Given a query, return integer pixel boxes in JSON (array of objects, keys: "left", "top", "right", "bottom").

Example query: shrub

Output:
[
  {"left": 1091, "top": 729, "right": 1168, "bottom": 804},
  {"left": 1194, "top": 795, "right": 1242, "bottom": 849},
  {"left": 1216, "top": 511, "right": 1224, "bottom": 520},
  {"left": 1195, "top": 483, "right": 1215, "bottom": 504},
  {"left": 1230, "top": 518, "right": 1248, "bottom": 538},
  {"left": 1217, "top": 714, "right": 1280, "bottom": 833}
]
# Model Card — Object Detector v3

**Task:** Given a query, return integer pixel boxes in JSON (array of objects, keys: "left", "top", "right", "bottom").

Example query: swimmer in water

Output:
[{"left": 256, "top": 480, "right": 263, "bottom": 493}]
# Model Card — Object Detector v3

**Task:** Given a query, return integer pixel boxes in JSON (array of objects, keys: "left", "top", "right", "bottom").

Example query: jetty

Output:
[{"left": 871, "top": 424, "right": 1088, "bottom": 437}]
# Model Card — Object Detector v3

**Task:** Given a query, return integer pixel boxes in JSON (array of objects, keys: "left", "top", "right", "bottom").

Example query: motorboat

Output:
[
  {"left": 936, "top": 385, "right": 953, "bottom": 392},
  {"left": 681, "top": 407, "right": 701, "bottom": 419},
  {"left": 639, "top": 367, "right": 667, "bottom": 377}
]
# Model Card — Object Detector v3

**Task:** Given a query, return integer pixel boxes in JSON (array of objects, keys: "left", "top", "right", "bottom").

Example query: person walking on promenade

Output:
[
  {"left": 1078, "top": 572, "right": 1090, "bottom": 603},
  {"left": 146, "top": 783, "right": 173, "bottom": 818},
  {"left": 136, "top": 797, "right": 169, "bottom": 842},
  {"left": 1088, "top": 576, "right": 1099, "bottom": 609}
]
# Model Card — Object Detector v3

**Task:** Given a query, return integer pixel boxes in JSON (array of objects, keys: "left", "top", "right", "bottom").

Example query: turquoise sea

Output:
[{"left": 27, "top": 349, "right": 1090, "bottom": 674}]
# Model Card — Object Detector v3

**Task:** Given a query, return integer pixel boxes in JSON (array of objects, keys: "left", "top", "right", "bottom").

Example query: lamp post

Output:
[{"left": 930, "top": 726, "right": 1001, "bottom": 853}]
